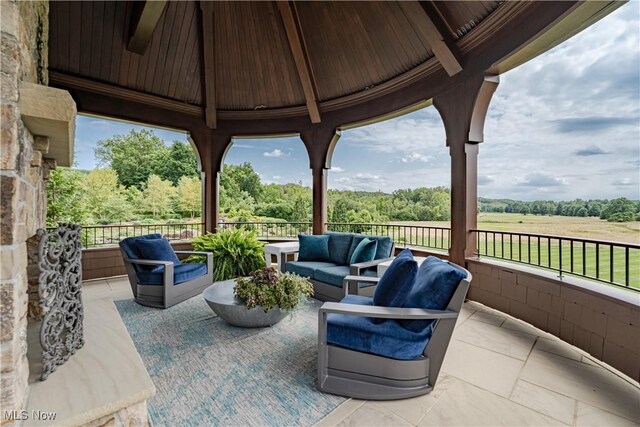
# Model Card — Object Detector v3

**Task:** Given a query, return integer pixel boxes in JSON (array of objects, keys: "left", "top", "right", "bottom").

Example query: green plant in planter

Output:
[
  {"left": 186, "top": 228, "right": 266, "bottom": 281},
  {"left": 235, "top": 267, "right": 313, "bottom": 312}
]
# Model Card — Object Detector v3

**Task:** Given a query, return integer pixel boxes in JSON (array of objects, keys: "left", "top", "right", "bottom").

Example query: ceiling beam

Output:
[
  {"left": 277, "top": 1, "right": 321, "bottom": 124},
  {"left": 400, "top": 1, "right": 463, "bottom": 76},
  {"left": 127, "top": 1, "right": 168, "bottom": 54},
  {"left": 199, "top": 1, "right": 217, "bottom": 128}
]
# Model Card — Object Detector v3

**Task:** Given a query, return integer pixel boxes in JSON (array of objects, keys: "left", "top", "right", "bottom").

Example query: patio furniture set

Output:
[{"left": 118, "top": 232, "right": 470, "bottom": 400}]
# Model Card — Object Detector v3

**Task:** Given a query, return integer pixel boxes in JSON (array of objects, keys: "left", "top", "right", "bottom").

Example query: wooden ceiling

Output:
[{"left": 48, "top": 1, "right": 500, "bottom": 126}]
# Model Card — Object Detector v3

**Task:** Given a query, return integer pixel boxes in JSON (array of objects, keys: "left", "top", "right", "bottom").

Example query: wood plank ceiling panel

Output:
[
  {"left": 213, "top": 1, "right": 305, "bottom": 110},
  {"left": 431, "top": 1, "right": 501, "bottom": 40},
  {"left": 295, "top": 1, "right": 432, "bottom": 101},
  {"left": 49, "top": 1, "right": 202, "bottom": 105}
]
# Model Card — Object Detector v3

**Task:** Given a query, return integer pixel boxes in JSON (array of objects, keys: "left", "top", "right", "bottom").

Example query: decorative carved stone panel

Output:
[{"left": 37, "top": 224, "right": 84, "bottom": 380}]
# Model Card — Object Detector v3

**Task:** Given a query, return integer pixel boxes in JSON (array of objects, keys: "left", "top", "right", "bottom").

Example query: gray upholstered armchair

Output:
[
  {"left": 317, "top": 256, "right": 471, "bottom": 400},
  {"left": 119, "top": 234, "right": 213, "bottom": 308}
]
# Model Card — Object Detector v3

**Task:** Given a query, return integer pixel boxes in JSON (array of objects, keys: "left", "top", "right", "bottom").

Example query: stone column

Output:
[
  {"left": 301, "top": 128, "right": 340, "bottom": 235},
  {"left": 434, "top": 75, "right": 499, "bottom": 266}
]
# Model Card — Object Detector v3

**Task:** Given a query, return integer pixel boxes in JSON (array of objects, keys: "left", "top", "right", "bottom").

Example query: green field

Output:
[{"left": 388, "top": 213, "right": 640, "bottom": 290}]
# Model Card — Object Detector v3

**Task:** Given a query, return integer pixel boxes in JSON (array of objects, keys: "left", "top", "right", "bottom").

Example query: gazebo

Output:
[{"left": 2, "top": 1, "right": 638, "bottom": 426}]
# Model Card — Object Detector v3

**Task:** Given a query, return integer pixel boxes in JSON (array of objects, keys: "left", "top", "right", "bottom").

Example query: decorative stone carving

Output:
[{"left": 37, "top": 224, "right": 84, "bottom": 380}]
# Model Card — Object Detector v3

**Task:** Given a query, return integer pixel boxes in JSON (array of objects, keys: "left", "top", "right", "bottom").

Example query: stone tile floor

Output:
[{"left": 85, "top": 277, "right": 640, "bottom": 427}]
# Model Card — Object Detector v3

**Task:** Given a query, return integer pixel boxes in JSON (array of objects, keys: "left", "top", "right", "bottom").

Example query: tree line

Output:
[{"left": 46, "top": 129, "right": 639, "bottom": 226}]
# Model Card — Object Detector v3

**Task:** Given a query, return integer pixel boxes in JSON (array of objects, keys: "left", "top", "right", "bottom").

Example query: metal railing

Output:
[
  {"left": 326, "top": 223, "right": 450, "bottom": 251},
  {"left": 471, "top": 229, "right": 640, "bottom": 291},
  {"left": 77, "top": 223, "right": 205, "bottom": 248},
  {"left": 218, "top": 221, "right": 313, "bottom": 238}
]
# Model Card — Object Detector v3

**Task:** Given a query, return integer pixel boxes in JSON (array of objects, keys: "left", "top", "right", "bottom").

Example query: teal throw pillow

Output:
[
  {"left": 298, "top": 234, "right": 331, "bottom": 262},
  {"left": 349, "top": 238, "right": 378, "bottom": 265}
]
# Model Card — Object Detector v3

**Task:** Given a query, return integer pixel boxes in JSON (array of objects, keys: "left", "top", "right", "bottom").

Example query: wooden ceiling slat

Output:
[
  {"left": 182, "top": 32, "right": 200, "bottom": 104},
  {"left": 108, "top": 2, "right": 126, "bottom": 83},
  {"left": 79, "top": 3, "right": 93, "bottom": 75},
  {"left": 246, "top": 3, "right": 267, "bottom": 108},
  {"left": 271, "top": 2, "right": 304, "bottom": 106},
  {"left": 150, "top": 2, "right": 173, "bottom": 94},
  {"left": 99, "top": 2, "right": 116, "bottom": 82},
  {"left": 260, "top": 2, "right": 283, "bottom": 108},
  {"left": 170, "top": 4, "right": 197, "bottom": 100},
  {"left": 89, "top": 1, "right": 105, "bottom": 78},
  {"left": 141, "top": 3, "right": 166, "bottom": 93},
  {"left": 48, "top": 1, "right": 59, "bottom": 69},
  {"left": 158, "top": 2, "right": 186, "bottom": 96},
  {"left": 68, "top": 3, "right": 81, "bottom": 74},
  {"left": 167, "top": 2, "right": 195, "bottom": 98}
]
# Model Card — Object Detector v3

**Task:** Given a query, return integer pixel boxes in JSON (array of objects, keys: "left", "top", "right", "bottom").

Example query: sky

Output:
[{"left": 73, "top": 2, "right": 639, "bottom": 201}]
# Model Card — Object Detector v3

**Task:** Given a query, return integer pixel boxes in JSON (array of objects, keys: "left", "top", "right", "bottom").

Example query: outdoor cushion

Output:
[
  {"left": 136, "top": 263, "right": 208, "bottom": 286},
  {"left": 298, "top": 234, "right": 331, "bottom": 262},
  {"left": 347, "top": 234, "right": 394, "bottom": 261},
  {"left": 401, "top": 256, "right": 467, "bottom": 333},
  {"left": 325, "top": 232, "right": 355, "bottom": 265},
  {"left": 285, "top": 261, "right": 337, "bottom": 278},
  {"left": 314, "top": 265, "right": 377, "bottom": 288},
  {"left": 135, "top": 237, "right": 181, "bottom": 267},
  {"left": 349, "top": 238, "right": 377, "bottom": 265},
  {"left": 327, "top": 294, "right": 431, "bottom": 360},
  {"left": 372, "top": 248, "right": 417, "bottom": 315},
  {"left": 119, "top": 234, "right": 164, "bottom": 272}
]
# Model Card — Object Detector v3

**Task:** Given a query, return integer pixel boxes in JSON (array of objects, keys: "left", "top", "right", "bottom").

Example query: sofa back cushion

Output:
[
  {"left": 349, "top": 238, "right": 378, "bottom": 265},
  {"left": 401, "top": 256, "right": 467, "bottom": 333},
  {"left": 136, "top": 238, "right": 181, "bottom": 265},
  {"left": 298, "top": 234, "right": 331, "bottom": 262},
  {"left": 347, "top": 234, "right": 394, "bottom": 262},
  {"left": 372, "top": 249, "right": 417, "bottom": 321},
  {"left": 325, "top": 231, "right": 355, "bottom": 265}
]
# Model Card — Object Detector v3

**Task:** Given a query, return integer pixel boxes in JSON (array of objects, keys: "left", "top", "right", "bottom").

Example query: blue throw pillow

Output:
[
  {"left": 349, "top": 238, "right": 377, "bottom": 265},
  {"left": 371, "top": 248, "right": 417, "bottom": 323},
  {"left": 298, "top": 234, "right": 330, "bottom": 262},
  {"left": 135, "top": 238, "right": 181, "bottom": 269},
  {"left": 401, "top": 256, "right": 467, "bottom": 333}
]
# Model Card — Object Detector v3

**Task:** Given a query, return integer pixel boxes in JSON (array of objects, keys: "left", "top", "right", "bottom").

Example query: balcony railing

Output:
[
  {"left": 78, "top": 223, "right": 205, "bottom": 248},
  {"left": 471, "top": 229, "right": 640, "bottom": 291},
  {"left": 326, "top": 223, "right": 450, "bottom": 251},
  {"left": 218, "top": 221, "right": 312, "bottom": 237}
]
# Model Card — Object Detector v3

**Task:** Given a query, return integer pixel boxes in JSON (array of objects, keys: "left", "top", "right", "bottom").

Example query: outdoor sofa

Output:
[{"left": 283, "top": 231, "right": 395, "bottom": 301}]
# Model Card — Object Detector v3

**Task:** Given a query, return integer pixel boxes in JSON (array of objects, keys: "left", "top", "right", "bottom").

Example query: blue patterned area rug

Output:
[{"left": 115, "top": 297, "right": 345, "bottom": 426}]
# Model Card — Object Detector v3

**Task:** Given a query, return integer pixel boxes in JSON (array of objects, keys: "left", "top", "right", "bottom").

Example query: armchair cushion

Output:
[
  {"left": 119, "top": 234, "right": 164, "bottom": 272},
  {"left": 135, "top": 238, "right": 181, "bottom": 269},
  {"left": 314, "top": 265, "right": 377, "bottom": 288},
  {"left": 327, "top": 295, "right": 431, "bottom": 360},
  {"left": 325, "top": 232, "right": 355, "bottom": 265},
  {"left": 402, "top": 256, "right": 467, "bottom": 333},
  {"left": 347, "top": 235, "right": 394, "bottom": 261},
  {"left": 136, "top": 263, "right": 208, "bottom": 286},
  {"left": 285, "top": 261, "right": 337, "bottom": 278},
  {"left": 349, "top": 238, "right": 377, "bottom": 265},
  {"left": 298, "top": 234, "right": 331, "bottom": 262},
  {"left": 372, "top": 248, "right": 417, "bottom": 316}
]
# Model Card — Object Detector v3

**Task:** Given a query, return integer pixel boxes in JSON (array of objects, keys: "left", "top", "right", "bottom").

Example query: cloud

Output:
[
  {"left": 331, "top": 166, "right": 345, "bottom": 172},
  {"left": 478, "top": 175, "right": 495, "bottom": 186},
  {"left": 518, "top": 173, "right": 568, "bottom": 188},
  {"left": 263, "top": 149, "right": 285, "bottom": 158},
  {"left": 552, "top": 117, "right": 638, "bottom": 133},
  {"left": 613, "top": 177, "right": 635, "bottom": 186},
  {"left": 401, "top": 153, "right": 433, "bottom": 163},
  {"left": 334, "top": 173, "right": 386, "bottom": 191},
  {"left": 574, "top": 146, "right": 610, "bottom": 156}
]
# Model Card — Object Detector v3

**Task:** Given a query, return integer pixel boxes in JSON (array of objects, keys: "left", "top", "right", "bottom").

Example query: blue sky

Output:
[{"left": 73, "top": 2, "right": 639, "bottom": 201}]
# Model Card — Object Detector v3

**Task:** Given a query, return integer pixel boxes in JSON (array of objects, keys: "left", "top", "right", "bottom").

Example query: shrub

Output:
[
  {"left": 187, "top": 228, "right": 266, "bottom": 281},
  {"left": 235, "top": 267, "right": 313, "bottom": 311}
]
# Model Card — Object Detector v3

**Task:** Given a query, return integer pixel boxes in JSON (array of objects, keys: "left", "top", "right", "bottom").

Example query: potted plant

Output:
[{"left": 187, "top": 228, "right": 266, "bottom": 281}]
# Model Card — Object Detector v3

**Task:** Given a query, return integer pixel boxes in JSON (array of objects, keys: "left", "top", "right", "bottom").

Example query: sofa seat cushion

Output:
[
  {"left": 314, "top": 266, "right": 377, "bottom": 288},
  {"left": 347, "top": 234, "right": 394, "bottom": 262},
  {"left": 136, "top": 263, "right": 208, "bottom": 286},
  {"left": 402, "top": 256, "right": 467, "bottom": 333},
  {"left": 327, "top": 295, "right": 431, "bottom": 360},
  {"left": 325, "top": 232, "right": 355, "bottom": 265},
  {"left": 298, "top": 234, "right": 331, "bottom": 262},
  {"left": 285, "top": 261, "right": 337, "bottom": 278}
]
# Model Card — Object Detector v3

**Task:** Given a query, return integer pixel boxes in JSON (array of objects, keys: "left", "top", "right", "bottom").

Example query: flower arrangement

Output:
[{"left": 235, "top": 267, "right": 313, "bottom": 312}]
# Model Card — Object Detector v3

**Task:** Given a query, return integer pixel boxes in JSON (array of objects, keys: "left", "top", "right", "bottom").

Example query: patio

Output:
[
  {"left": 2, "top": 0, "right": 639, "bottom": 425},
  {"left": 25, "top": 275, "right": 636, "bottom": 426}
]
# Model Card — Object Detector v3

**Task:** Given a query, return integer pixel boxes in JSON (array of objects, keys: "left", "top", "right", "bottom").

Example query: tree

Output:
[
  {"left": 83, "top": 169, "right": 132, "bottom": 223},
  {"left": 175, "top": 176, "right": 201, "bottom": 218},
  {"left": 160, "top": 141, "right": 200, "bottom": 185},
  {"left": 601, "top": 198, "right": 637, "bottom": 222},
  {"left": 46, "top": 168, "right": 89, "bottom": 226},
  {"left": 221, "top": 163, "right": 262, "bottom": 201},
  {"left": 95, "top": 129, "right": 168, "bottom": 189},
  {"left": 142, "top": 175, "right": 175, "bottom": 217}
]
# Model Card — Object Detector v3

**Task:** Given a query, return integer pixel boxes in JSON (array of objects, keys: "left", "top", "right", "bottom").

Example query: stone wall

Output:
[
  {"left": 466, "top": 258, "right": 640, "bottom": 381},
  {"left": 1, "top": 0, "right": 50, "bottom": 422}
]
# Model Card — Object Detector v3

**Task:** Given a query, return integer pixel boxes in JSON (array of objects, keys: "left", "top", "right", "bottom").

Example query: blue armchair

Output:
[
  {"left": 317, "top": 255, "right": 471, "bottom": 400},
  {"left": 119, "top": 234, "right": 213, "bottom": 308}
]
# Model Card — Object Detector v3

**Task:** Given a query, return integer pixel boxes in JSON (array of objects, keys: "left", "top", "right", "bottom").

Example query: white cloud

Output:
[
  {"left": 263, "top": 149, "right": 285, "bottom": 158},
  {"left": 401, "top": 153, "right": 433, "bottom": 163},
  {"left": 331, "top": 166, "right": 345, "bottom": 172}
]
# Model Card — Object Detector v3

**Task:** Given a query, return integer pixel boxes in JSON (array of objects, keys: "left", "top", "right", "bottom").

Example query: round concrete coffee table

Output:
[{"left": 202, "top": 279, "right": 288, "bottom": 328}]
